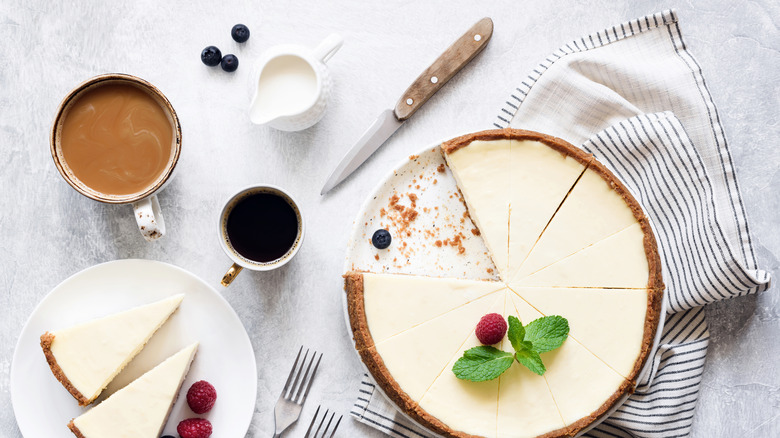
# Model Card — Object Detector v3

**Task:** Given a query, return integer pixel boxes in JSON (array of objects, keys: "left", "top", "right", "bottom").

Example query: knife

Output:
[{"left": 320, "top": 17, "right": 494, "bottom": 195}]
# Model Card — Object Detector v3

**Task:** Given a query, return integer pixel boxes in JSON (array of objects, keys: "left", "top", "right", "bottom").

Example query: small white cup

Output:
[
  {"left": 249, "top": 33, "right": 343, "bottom": 131},
  {"left": 50, "top": 74, "right": 181, "bottom": 242},
  {"left": 218, "top": 185, "right": 305, "bottom": 287}
]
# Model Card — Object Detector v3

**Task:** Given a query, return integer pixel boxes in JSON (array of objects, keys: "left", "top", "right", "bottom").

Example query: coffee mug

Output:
[
  {"left": 50, "top": 73, "right": 182, "bottom": 241},
  {"left": 218, "top": 185, "right": 305, "bottom": 287},
  {"left": 248, "top": 33, "right": 343, "bottom": 131}
]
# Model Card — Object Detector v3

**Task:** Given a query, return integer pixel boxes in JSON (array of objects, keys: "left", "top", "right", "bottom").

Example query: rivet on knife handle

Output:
[{"left": 393, "top": 17, "right": 493, "bottom": 121}]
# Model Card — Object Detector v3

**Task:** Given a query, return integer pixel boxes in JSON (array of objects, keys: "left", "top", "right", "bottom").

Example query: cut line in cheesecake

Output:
[
  {"left": 507, "top": 286, "right": 663, "bottom": 382},
  {"left": 512, "top": 219, "right": 663, "bottom": 291},
  {"left": 510, "top": 157, "right": 649, "bottom": 284},
  {"left": 505, "top": 134, "right": 594, "bottom": 284},
  {"left": 345, "top": 272, "right": 505, "bottom": 349},
  {"left": 442, "top": 130, "right": 514, "bottom": 280}
]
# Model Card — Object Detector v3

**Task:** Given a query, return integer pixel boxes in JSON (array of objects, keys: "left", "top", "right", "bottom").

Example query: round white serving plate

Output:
[
  {"left": 11, "top": 259, "right": 257, "bottom": 437},
  {"left": 341, "top": 141, "right": 668, "bottom": 437}
]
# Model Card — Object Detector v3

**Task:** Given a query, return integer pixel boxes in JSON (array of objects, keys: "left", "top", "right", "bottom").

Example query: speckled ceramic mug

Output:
[{"left": 50, "top": 74, "right": 182, "bottom": 241}]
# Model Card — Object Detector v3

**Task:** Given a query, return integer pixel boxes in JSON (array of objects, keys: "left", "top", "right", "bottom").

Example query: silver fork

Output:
[
  {"left": 273, "top": 346, "right": 323, "bottom": 437},
  {"left": 304, "top": 406, "right": 342, "bottom": 438}
]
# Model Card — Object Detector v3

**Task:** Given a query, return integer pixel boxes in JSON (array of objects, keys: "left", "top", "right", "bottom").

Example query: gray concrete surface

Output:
[{"left": 0, "top": 1, "right": 777, "bottom": 436}]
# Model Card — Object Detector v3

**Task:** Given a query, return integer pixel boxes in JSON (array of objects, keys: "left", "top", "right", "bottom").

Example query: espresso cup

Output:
[
  {"left": 218, "top": 185, "right": 305, "bottom": 286},
  {"left": 50, "top": 73, "right": 182, "bottom": 241}
]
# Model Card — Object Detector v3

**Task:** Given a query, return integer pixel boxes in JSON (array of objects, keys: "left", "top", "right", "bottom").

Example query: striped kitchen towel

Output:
[{"left": 352, "top": 9, "right": 771, "bottom": 438}]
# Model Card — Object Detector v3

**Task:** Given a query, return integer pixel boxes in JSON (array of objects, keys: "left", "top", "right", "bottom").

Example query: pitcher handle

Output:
[
  {"left": 312, "top": 33, "right": 343, "bottom": 64},
  {"left": 132, "top": 195, "right": 166, "bottom": 241}
]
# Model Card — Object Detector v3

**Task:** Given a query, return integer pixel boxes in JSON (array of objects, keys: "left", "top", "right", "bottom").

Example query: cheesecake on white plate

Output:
[
  {"left": 442, "top": 132, "right": 513, "bottom": 279},
  {"left": 40, "top": 294, "right": 184, "bottom": 405},
  {"left": 345, "top": 129, "right": 665, "bottom": 438},
  {"left": 68, "top": 342, "right": 199, "bottom": 438}
]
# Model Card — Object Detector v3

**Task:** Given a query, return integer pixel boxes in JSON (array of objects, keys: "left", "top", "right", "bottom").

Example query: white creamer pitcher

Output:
[{"left": 249, "top": 33, "right": 343, "bottom": 131}]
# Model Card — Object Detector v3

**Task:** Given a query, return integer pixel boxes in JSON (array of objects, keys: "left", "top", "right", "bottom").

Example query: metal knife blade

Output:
[
  {"left": 320, "top": 109, "right": 403, "bottom": 195},
  {"left": 320, "top": 17, "right": 494, "bottom": 195}
]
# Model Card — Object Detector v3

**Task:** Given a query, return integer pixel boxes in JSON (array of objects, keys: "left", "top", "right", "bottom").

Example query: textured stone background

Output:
[{"left": 0, "top": 1, "right": 777, "bottom": 437}]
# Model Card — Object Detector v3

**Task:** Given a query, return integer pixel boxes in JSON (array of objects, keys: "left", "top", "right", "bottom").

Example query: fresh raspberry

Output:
[
  {"left": 177, "top": 418, "right": 212, "bottom": 438},
  {"left": 475, "top": 313, "right": 507, "bottom": 345},
  {"left": 186, "top": 380, "right": 217, "bottom": 414}
]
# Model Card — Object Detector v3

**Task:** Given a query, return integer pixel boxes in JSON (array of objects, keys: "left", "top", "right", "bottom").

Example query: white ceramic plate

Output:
[
  {"left": 342, "top": 141, "right": 667, "bottom": 437},
  {"left": 11, "top": 259, "right": 257, "bottom": 437}
]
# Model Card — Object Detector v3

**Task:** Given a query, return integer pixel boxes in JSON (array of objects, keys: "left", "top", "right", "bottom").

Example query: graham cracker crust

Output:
[
  {"left": 344, "top": 128, "right": 667, "bottom": 438},
  {"left": 67, "top": 421, "right": 86, "bottom": 438},
  {"left": 40, "top": 332, "right": 91, "bottom": 406}
]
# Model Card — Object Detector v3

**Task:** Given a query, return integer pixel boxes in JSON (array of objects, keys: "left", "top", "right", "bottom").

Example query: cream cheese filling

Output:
[
  {"left": 445, "top": 139, "right": 512, "bottom": 279},
  {"left": 49, "top": 294, "right": 184, "bottom": 402},
  {"left": 71, "top": 342, "right": 198, "bottom": 437}
]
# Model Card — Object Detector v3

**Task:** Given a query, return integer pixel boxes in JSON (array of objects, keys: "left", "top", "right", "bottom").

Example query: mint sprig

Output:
[
  {"left": 452, "top": 346, "right": 514, "bottom": 382},
  {"left": 452, "top": 314, "right": 569, "bottom": 381}
]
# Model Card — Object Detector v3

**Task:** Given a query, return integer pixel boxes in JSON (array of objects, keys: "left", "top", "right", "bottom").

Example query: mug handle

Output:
[
  {"left": 132, "top": 194, "right": 166, "bottom": 241},
  {"left": 221, "top": 263, "right": 244, "bottom": 287},
  {"left": 312, "top": 33, "right": 343, "bottom": 64}
]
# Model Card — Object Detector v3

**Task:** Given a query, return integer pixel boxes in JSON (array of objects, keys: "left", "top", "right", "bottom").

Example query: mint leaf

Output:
[
  {"left": 506, "top": 316, "right": 525, "bottom": 351},
  {"left": 452, "top": 346, "right": 514, "bottom": 382},
  {"left": 515, "top": 347, "right": 546, "bottom": 375},
  {"left": 524, "top": 315, "right": 569, "bottom": 353}
]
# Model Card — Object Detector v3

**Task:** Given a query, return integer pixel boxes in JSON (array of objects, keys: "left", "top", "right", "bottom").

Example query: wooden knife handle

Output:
[{"left": 393, "top": 17, "right": 493, "bottom": 121}]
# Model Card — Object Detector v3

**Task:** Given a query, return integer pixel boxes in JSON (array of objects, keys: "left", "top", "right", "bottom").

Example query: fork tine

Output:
[
  {"left": 323, "top": 411, "right": 335, "bottom": 436},
  {"left": 293, "top": 350, "right": 318, "bottom": 403},
  {"left": 329, "top": 415, "right": 343, "bottom": 438},
  {"left": 300, "top": 352, "right": 323, "bottom": 402},
  {"left": 313, "top": 409, "right": 329, "bottom": 437},
  {"left": 287, "top": 349, "right": 309, "bottom": 399},
  {"left": 303, "top": 405, "right": 321, "bottom": 438},
  {"left": 281, "top": 346, "right": 303, "bottom": 396}
]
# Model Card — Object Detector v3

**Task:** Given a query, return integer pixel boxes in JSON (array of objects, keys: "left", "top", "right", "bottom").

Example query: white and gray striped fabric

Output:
[{"left": 351, "top": 9, "right": 771, "bottom": 438}]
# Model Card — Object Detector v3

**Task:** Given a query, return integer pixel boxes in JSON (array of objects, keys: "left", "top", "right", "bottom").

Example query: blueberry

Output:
[
  {"left": 221, "top": 54, "right": 239, "bottom": 72},
  {"left": 372, "top": 229, "right": 392, "bottom": 249},
  {"left": 201, "top": 46, "right": 222, "bottom": 67},
  {"left": 231, "top": 24, "right": 250, "bottom": 43},
  {"left": 161, "top": 436, "right": 175, "bottom": 438}
]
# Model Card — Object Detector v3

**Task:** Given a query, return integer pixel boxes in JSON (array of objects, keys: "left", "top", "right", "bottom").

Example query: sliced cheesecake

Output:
[
  {"left": 511, "top": 160, "right": 644, "bottom": 282},
  {"left": 514, "top": 221, "right": 662, "bottom": 289},
  {"left": 41, "top": 294, "right": 184, "bottom": 405},
  {"left": 345, "top": 272, "right": 504, "bottom": 349},
  {"left": 506, "top": 135, "right": 591, "bottom": 282},
  {"left": 442, "top": 131, "right": 513, "bottom": 279},
  {"left": 416, "top": 292, "right": 507, "bottom": 437},
  {"left": 510, "top": 287, "right": 661, "bottom": 380},
  {"left": 68, "top": 342, "right": 199, "bottom": 438}
]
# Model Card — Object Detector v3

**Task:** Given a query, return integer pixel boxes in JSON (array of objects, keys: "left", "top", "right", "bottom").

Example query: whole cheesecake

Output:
[{"left": 345, "top": 129, "right": 664, "bottom": 438}]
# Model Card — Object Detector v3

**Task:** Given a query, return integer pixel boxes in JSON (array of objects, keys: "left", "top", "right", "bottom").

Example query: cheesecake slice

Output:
[
  {"left": 41, "top": 294, "right": 184, "bottom": 405},
  {"left": 415, "top": 292, "right": 507, "bottom": 437},
  {"left": 442, "top": 131, "right": 512, "bottom": 279},
  {"left": 359, "top": 291, "right": 504, "bottom": 413},
  {"left": 497, "top": 293, "right": 566, "bottom": 438},
  {"left": 345, "top": 272, "right": 504, "bottom": 348},
  {"left": 68, "top": 342, "right": 198, "bottom": 438},
  {"left": 512, "top": 160, "right": 643, "bottom": 282},
  {"left": 511, "top": 287, "right": 661, "bottom": 381},
  {"left": 522, "top": 289, "right": 630, "bottom": 432},
  {"left": 506, "top": 135, "right": 590, "bottom": 282},
  {"left": 515, "top": 222, "right": 662, "bottom": 289}
]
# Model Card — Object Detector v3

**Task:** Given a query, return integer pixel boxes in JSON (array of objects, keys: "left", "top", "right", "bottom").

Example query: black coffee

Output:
[{"left": 226, "top": 192, "right": 299, "bottom": 263}]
